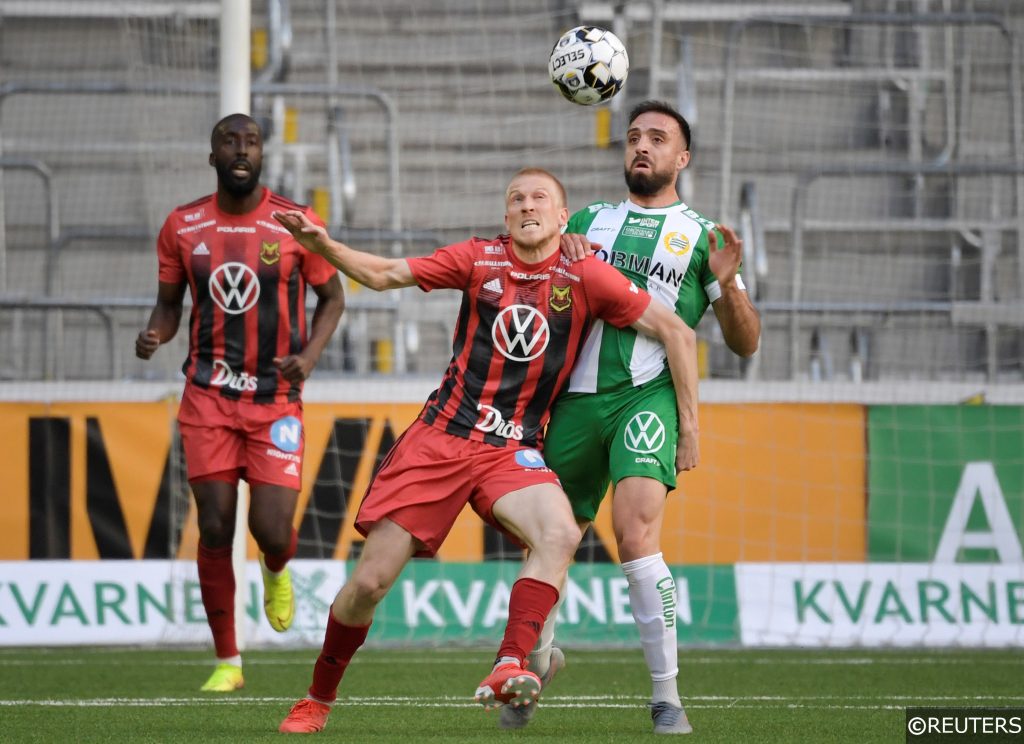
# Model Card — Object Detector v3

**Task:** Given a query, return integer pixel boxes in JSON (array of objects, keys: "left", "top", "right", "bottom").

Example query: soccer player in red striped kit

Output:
[
  {"left": 136, "top": 114, "right": 345, "bottom": 692},
  {"left": 271, "top": 168, "right": 700, "bottom": 734}
]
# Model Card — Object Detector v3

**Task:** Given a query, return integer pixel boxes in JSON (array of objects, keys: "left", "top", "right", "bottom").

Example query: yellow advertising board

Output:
[{"left": 0, "top": 401, "right": 866, "bottom": 563}]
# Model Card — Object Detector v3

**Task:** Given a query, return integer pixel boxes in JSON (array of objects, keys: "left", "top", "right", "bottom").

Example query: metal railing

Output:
[
  {"left": 718, "top": 12, "right": 1024, "bottom": 225},
  {"left": 720, "top": 12, "right": 1024, "bottom": 221},
  {"left": 787, "top": 161, "right": 1024, "bottom": 380},
  {"left": 0, "top": 79, "right": 403, "bottom": 242}
]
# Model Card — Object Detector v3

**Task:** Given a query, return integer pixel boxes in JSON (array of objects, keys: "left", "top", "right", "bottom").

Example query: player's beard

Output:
[
  {"left": 215, "top": 160, "right": 262, "bottom": 197},
  {"left": 624, "top": 165, "right": 675, "bottom": 198}
]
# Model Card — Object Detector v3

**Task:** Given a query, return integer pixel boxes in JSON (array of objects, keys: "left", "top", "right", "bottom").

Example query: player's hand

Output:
[
  {"left": 272, "top": 210, "right": 331, "bottom": 255},
  {"left": 135, "top": 329, "right": 160, "bottom": 360},
  {"left": 675, "top": 429, "right": 699, "bottom": 472},
  {"left": 559, "top": 233, "right": 599, "bottom": 262},
  {"left": 273, "top": 354, "right": 315, "bottom": 383},
  {"left": 708, "top": 223, "right": 743, "bottom": 289}
]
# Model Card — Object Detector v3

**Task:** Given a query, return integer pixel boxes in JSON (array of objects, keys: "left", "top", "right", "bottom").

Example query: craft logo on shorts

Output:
[
  {"left": 624, "top": 411, "right": 666, "bottom": 454},
  {"left": 662, "top": 231, "right": 690, "bottom": 256},
  {"left": 514, "top": 448, "right": 549, "bottom": 469},
  {"left": 260, "top": 241, "right": 280, "bottom": 265},
  {"left": 270, "top": 416, "right": 302, "bottom": 453},
  {"left": 549, "top": 285, "right": 572, "bottom": 312},
  {"left": 209, "top": 262, "right": 260, "bottom": 314},
  {"left": 492, "top": 304, "right": 550, "bottom": 362}
]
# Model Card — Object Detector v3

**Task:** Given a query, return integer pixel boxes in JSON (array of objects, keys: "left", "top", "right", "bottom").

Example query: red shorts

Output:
[
  {"left": 355, "top": 419, "right": 562, "bottom": 557},
  {"left": 177, "top": 383, "right": 304, "bottom": 490}
]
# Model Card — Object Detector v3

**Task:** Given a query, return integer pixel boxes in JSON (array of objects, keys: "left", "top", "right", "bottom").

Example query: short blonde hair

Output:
[{"left": 506, "top": 167, "right": 567, "bottom": 208}]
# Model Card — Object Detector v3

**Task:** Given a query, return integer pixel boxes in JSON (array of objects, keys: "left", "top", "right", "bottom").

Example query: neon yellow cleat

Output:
[
  {"left": 260, "top": 553, "right": 295, "bottom": 632},
  {"left": 200, "top": 663, "right": 244, "bottom": 692}
]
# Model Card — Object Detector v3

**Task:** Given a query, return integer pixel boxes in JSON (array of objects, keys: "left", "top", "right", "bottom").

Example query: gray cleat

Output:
[
  {"left": 650, "top": 701, "right": 693, "bottom": 734},
  {"left": 498, "top": 646, "right": 565, "bottom": 730}
]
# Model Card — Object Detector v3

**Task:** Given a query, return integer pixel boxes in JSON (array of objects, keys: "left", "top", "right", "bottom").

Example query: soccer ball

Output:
[{"left": 548, "top": 26, "right": 629, "bottom": 106}]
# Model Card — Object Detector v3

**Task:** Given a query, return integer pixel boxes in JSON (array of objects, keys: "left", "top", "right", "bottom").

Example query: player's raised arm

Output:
[
  {"left": 629, "top": 300, "right": 700, "bottom": 472},
  {"left": 272, "top": 209, "right": 416, "bottom": 291},
  {"left": 708, "top": 223, "right": 760, "bottom": 357}
]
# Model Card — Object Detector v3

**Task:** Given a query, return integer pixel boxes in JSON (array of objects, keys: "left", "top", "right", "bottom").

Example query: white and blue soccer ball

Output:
[{"left": 548, "top": 26, "right": 629, "bottom": 106}]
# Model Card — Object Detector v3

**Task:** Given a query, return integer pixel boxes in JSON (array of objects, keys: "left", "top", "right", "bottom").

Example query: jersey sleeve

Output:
[
  {"left": 298, "top": 208, "right": 339, "bottom": 286},
  {"left": 156, "top": 214, "right": 185, "bottom": 285},
  {"left": 406, "top": 239, "right": 476, "bottom": 292},
  {"left": 565, "top": 203, "right": 606, "bottom": 235},
  {"left": 565, "top": 207, "right": 587, "bottom": 234},
  {"left": 583, "top": 256, "right": 651, "bottom": 328}
]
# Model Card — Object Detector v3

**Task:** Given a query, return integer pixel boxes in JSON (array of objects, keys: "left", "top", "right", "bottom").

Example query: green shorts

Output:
[{"left": 543, "top": 374, "right": 679, "bottom": 522}]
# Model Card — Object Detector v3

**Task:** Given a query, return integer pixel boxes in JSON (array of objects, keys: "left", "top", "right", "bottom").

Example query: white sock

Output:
[
  {"left": 527, "top": 583, "right": 567, "bottom": 678},
  {"left": 218, "top": 654, "right": 242, "bottom": 668},
  {"left": 621, "top": 553, "right": 681, "bottom": 707}
]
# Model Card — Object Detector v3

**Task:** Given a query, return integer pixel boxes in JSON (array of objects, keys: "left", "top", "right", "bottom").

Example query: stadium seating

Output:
[{"left": 0, "top": 0, "right": 1022, "bottom": 381}]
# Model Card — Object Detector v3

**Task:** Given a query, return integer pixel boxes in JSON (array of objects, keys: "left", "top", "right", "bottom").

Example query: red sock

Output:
[
  {"left": 497, "top": 578, "right": 559, "bottom": 666},
  {"left": 197, "top": 542, "right": 238, "bottom": 659},
  {"left": 309, "top": 614, "right": 371, "bottom": 703},
  {"left": 262, "top": 527, "right": 298, "bottom": 573}
]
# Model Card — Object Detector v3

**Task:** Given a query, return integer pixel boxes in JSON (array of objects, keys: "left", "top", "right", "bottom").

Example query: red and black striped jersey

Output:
[
  {"left": 156, "top": 188, "right": 337, "bottom": 403},
  {"left": 407, "top": 235, "right": 650, "bottom": 448}
]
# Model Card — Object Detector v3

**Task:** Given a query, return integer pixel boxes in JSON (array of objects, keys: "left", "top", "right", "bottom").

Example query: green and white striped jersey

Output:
[{"left": 565, "top": 198, "right": 745, "bottom": 393}]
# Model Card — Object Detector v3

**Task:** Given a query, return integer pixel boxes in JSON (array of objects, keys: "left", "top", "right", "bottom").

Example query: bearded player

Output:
[{"left": 136, "top": 114, "right": 344, "bottom": 692}]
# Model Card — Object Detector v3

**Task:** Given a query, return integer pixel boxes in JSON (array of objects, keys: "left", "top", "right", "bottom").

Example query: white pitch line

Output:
[
  {"left": 2, "top": 693, "right": 1022, "bottom": 710},
  {"left": 1, "top": 655, "right": 1021, "bottom": 668}
]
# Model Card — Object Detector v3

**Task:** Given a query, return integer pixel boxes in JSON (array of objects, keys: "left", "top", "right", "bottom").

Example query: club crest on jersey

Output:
[
  {"left": 209, "top": 262, "right": 260, "bottom": 314},
  {"left": 549, "top": 285, "right": 572, "bottom": 312},
  {"left": 662, "top": 231, "right": 690, "bottom": 257},
  {"left": 491, "top": 304, "right": 550, "bottom": 362},
  {"left": 260, "top": 241, "right": 280, "bottom": 265}
]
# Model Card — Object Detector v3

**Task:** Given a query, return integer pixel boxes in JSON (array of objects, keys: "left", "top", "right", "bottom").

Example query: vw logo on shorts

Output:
[
  {"left": 270, "top": 416, "right": 302, "bottom": 453},
  {"left": 623, "top": 411, "right": 666, "bottom": 454},
  {"left": 515, "top": 449, "right": 547, "bottom": 468}
]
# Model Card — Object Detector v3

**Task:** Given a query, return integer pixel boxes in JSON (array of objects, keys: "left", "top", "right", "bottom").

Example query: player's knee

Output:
[
  {"left": 197, "top": 520, "right": 233, "bottom": 548},
  {"left": 254, "top": 532, "right": 289, "bottom": 555},
  {"left": 542, "top": 519, "right": 582, "bottom": 560},
  {"left": 616, "top": 531, "right": 660, "bottom": 562},
  {"left": 347, "top": 571, "right": 393, "bottom": 606},
  {"left": 249, "top": 521, "right": 291, "bottom": 554}
]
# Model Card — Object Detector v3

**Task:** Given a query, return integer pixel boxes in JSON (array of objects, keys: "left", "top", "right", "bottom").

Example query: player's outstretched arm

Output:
[
  {"left": 630, "top": 300, "right": 699, "bottom": 472},
  {"left": 709, "top": 223, "right": 760, "bottom": 357},
  {"left": 135, "top": 281, "right": 186, "bottom": 359},
  {"left": 272, "top": 209, "right": 416, "bottom": 291}
]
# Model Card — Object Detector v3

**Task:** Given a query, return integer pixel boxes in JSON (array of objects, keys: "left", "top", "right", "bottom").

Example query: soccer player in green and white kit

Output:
[{"left": 502, "top": 101, "right": 760, "bottom": 735}]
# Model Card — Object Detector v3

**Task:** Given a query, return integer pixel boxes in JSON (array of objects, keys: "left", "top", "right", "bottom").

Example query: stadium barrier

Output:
[{"left": 1, "top": 387, "right": 1021, "bottom": 648}]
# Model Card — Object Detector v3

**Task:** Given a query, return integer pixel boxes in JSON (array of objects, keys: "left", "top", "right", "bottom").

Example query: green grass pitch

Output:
[{"left": 2, "top": 647, "right": 1021, "bottom": 743}]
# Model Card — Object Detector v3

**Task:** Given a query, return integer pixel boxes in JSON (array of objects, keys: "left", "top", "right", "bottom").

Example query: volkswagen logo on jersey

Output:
[
  {"left": 623, "top": 411, "right": 667, "bottom": 454},
  {"left": 492, "top": 304, "right": 550, "bottom": 362},
  {"left": 209, "top": 262, "right": 260, "bottom": 314}
]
